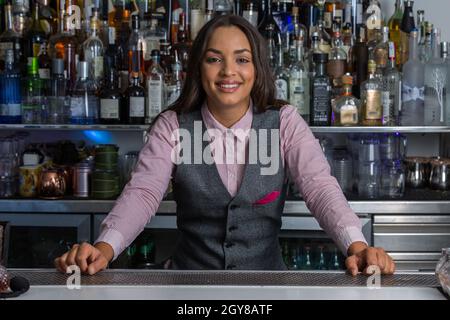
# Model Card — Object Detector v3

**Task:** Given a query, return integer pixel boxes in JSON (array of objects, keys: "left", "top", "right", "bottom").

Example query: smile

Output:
[{"left": 216, "top": 82, "right": 242, "bottom": 92}]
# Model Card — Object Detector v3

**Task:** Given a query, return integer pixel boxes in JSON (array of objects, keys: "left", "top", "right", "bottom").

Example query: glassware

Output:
[
  {"left": 26, "top": 2, "right": 46, "bottom": 59},
  {"left": 381, "top": 159, "right": 405, "bottom": 198},
  {"left": 333, "top": 74, "right": 360, "bottom": 126},
  {"left": 0, "top": 4, "right": 24, "bottom": 73},
  {"left": 83, "top": 8, "right": 104, "bottom": 87},
  {"left": 146, "top": 49, "right": 165, "bottom": 123},
  {"left": 380, "top": 133, "right": 407, "bottom": 161},
  {"left": 22, "top": 57, "right": 46, "bottom": 124},
  {"left": 99, "top": 67, "right": 123, "bottom": 124},
  {"left": 48, "top": 58, "right": 68, "bottom": 124},
  {"left": 399, "top": 0, "right": 415, "bottom": 67},
  {"left": 332, "top": 148, "right": 353, "bottom": 194},
  {"left": 289, "top": 40, "right": 310, "bottom": 123},
  {"left": 388, "top": 0, "right": 403, "bottom": 68},
  {"left": 165, "top": 51, "right": 183, "bottom": 109},
  {"left": 363, "top": 0, "right": 383, "bottom": 43},
  {"left": 357, "top": 135, "right": 381, "bottom": 199},
  {"left": 382, "top": 42, "right": 402, "bottom": 126},
  {"left": 361, "top": 60, "right": 382, "bottom": 126},
  {"left": 120, "top": 151, "right": 139, "bottom": 188},
  {"left": 0, "top": 49, "right": 22, "bottom": 124},
  {"left": 310, "top": 53, "right": 331, "bottom": 126},
  {"left": 405, "top": 157, "right": 430, "bottom": 189},
  {"left": 429, "top": 158, "right": 450, "bottom": 191},
  {"left": 274, "top": 47, "right": 289, "bottom": 100}
]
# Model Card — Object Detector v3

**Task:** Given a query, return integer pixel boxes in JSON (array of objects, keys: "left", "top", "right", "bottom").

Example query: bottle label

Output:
[
  {"left": 148, "top": 79, "right": 164, "bottom": 116},
  {"left": 365, "top": 90, "right": 382, "bottom": 120},
  {"left": 312, "top": 80, "right": 331, "bottom": 123},
  {"left": 94, "top": 56, "right": 104, "bottom": 79},
  {"left": 402, "top": 84, "right": 425, "bottom": 103},
  {"left": 144, "top": 38, "right": 161, "bottom": 61},
  {"left": 324, "top": 12, "right": 332, "bottom": 29},
  {"left": 374, "top": 48, "right": 388, "bottom": 68},
  {"left": 290, "top": 78, "right": 308, "bottom": 116},
  {"left": 0, "top": 42, "right": 13, "bottom": 60},
  {"left": 0, "top": 103, "right": 21, "bottom": 117},
  {"left": 70, "top": 97, "right": 85, "bottom": 118},
  {"left": 275, "top": 79, "right": 288, "bottom": 100},
  {"left": 39, "top": 68, "right": 51, "bottom": 80},
  {"left": 340, "top": 105, "right": 358, "bottom": 125},
  {"left": 382, "top": 91, "right": 392, "bottom": 123},
  {"left": 130, "top": 97, "right": 145, "bottom": 117},
  {"left": 100, "top": 99, "right": 120, "bottom": 119}
]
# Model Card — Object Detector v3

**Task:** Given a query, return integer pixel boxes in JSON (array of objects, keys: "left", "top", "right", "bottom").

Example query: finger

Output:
[
  {"left": 75, "top": 243, "right": 92, "bottom": 273},
  {"left": 376, "top": 249, "right": 387, "bottom": 271},
  {"left": 387, "top": 256, "right": 396, "bottom": 274},
  {"left": 65, "top": 244, "right": 80, "bottom": 269},
  {"left": 345, "top": 256, "right": 359, "bottom": 276},
  {"left": 54, "top": 257, "right": 64, "bottom": 273},
  {"left": 87, "top": 255, "right": 108, "bottom": 275},
  {"left": 56, "top": 252, "right": 69, "bottom": 273}
]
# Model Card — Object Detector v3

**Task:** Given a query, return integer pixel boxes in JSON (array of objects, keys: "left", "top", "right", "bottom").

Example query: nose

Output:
[{"left": 220, "top": 59, "right": 237, "bottom": 77}]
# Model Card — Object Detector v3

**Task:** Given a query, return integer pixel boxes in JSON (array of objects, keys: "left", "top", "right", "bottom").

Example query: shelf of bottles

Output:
[{"left": 0, "top": 0, "right": 448, "bottom": 128}]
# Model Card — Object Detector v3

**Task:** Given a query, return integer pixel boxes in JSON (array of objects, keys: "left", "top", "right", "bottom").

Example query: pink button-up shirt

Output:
[{"left": 96, "top": 103, "right": 367, "bottom": 261}]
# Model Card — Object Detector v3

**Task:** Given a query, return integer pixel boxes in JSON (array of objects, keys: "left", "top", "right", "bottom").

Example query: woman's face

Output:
[{"left": 201, "top": 26, "right": 255, "bottom": 111}]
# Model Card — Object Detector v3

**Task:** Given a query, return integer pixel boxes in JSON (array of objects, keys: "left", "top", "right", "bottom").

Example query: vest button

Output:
[
  {"left": 228, "top": 226, "right": 237, "bottom": 232},
  {"left": 226, "top": 264, "right": 236, "bottom": 270},
  {"left": 230, "top": 204, "right": 240, "bottom": 210},
  {"left": 225, "top": 242, "right": 235, "bottom": 248}
]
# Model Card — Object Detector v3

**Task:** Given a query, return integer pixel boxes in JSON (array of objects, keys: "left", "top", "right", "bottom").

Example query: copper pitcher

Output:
[{"left": 38, "top": 168, "right": 66, "bottom": 199}]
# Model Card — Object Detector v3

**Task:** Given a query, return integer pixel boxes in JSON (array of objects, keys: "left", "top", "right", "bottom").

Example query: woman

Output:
[{"left": 55, "top": 15, "right": 395, "bottom": 275}]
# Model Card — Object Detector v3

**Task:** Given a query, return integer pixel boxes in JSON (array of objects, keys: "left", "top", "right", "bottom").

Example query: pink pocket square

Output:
[{"left": 253, "top": 191, "right": 281, "bottom": 206}]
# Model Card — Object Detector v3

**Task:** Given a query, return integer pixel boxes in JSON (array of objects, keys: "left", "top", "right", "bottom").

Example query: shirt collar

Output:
[{"left": 201, "top": 101, "right": 253, "bottom": 142}]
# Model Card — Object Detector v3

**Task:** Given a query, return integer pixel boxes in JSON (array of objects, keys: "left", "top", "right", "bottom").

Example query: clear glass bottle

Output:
[
  {"left": 48, "top": 58, "right": 68, "bottom": 124},
  {"left": 357, "top": 134, "right": 381, "bottom": 199},
  {"left": 0, "top": 49, "right": 21, "bottom": 124},
  {"left": 333, "top": 74, "right": 360, "bottom": 126},
  {"left": 37, "top": 41, "right": 51, "bottom": 81},
  {"left": 26, "top": 1, "right": 46, "bottom": 59},
  {"left": 327, "top": 29, "right": 347, "bottom": 99},
  {"left": 382, "top": 42, "right": 402, "bottom": 126},
  {"left": 99, "top": 67, "right": 123, "bottom": 125},
  {"left": 38, "top": 0, "right": 58, "bottom": 36},
  {"left": 317, "top": 245, "right": 327, "bottom": 270},
  {"left": 83, "top": 9, "right": 104, "bottom": 87},
  {"left": 419, "top": 22, "right": 433, "bottom": 63},
  {"left": 22, "top": 57, "right": 46, "bottom": 124},
  {"left": 242, "top": 0, "right": 259, "bottom": 28},
  {"left": 171, "top": 12, "right": 191, "bottom": 76},
  {"left": 388, "top": 0, "right": 403, "bottom": 68},
  {"left": 289, "top": 40, "right": 310, "bottom": 123},
  {"left": 146, "top": 50, "right": 165, "bottom": 123},
  {"left": 142, "top": 18, "right": 167, "bottom": 72},
  {"left": 310, "top": 53, "right": 331, "bottom": 126},
  {"left": 424, "top": 29, "right": 447, "bottom": 126},
  {"left": 0, "top": 4, "right": 24, "bottom": 73},
  {"left": 444, "top": 42, "right": 450, "bottom": 125},
  {"left": 127, "top": 14, "right": 145, "bottom": 83},
  {"left": 214, "top": 0, "right": 234, "bottom": 15},
  {"left": 69, "top": 61, "right": 99, "bottom": 125},
  {"left": 258, "top": 0, "right": 281, "bottom": 42},
  {"left": 125, "top": 70, "right": 145, "bottom": 124},
  {"left": 374, "top": 26, "right": 390, "bottom": 73},
  {"left": 274, "top": 47, "right": 289, "bottom": 101},
  {"left": 361, "top": 60, "right": 382, "bottom": 126},
  {"left": 165, "top": 51, "right": 183, "bottom": 109},
  {"left": 400, "top": 30, "right": 424, "bottom": 126}
]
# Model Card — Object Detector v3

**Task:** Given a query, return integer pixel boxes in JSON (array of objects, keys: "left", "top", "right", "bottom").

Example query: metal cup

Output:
[
  {"left": 429, "top": 159, "right": 450, "bottom": 191},
  {"left": 405, "top": 157, "right": 430, "bottom": 189}
]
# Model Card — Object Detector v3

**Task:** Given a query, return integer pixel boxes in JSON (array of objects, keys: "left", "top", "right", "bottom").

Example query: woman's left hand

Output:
[{"left": 345, "top": 242, "right": 396, "bottom": 276}]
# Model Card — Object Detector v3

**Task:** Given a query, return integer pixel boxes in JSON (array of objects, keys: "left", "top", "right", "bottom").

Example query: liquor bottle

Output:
[
  {"left": 324, "top": 0, "right": 344, "bottom": 35},
  {"left": 424, "top": 29, "right": 447, "bottom": 126},
  {"left": 128, "top": 14, "right": 145, "bottom": 83},
  {"left": 416, "top": 10, "right": 425, "bottom": 45},
  {"left": 332, "top": 74, "right": 360, "bottom": 126},
  {"left": 242, "top": 1, "right": 259, "bottom": 28},
  {"left": 48, "top": 58, "right": 68, "bottom": 124},
  {"left": 302, "top": 246, "right": 313, "bottom": 270},
  {"left": 190, "top": 0, "right": 205, "bottom": 41},
  {"left": 99, "top": 67, "right": 123, "bottom": 124},
  {"left": 274, "top": 47, "right": 289, "bottom": 101},
  {"left": 329, "top": 247, "right": 341, "bottom": 270},
  {"left": 125, "top": 70, "right": 145, "bottom": 124},
  {"left": 289, "top": 40, "right": 310, "bottom": 123},
  {"left": 310, "top": 53, "right": 331, "bottom": 126},
  {"left": 118, "top": 8, "right": 131, "bottom": 92},
  {"left": 204, "top": 0, "right": 215, "bottom": 24},
  {"left": 382, "top": 42, "right": 402, "bottom": 126},
  {"left": 443, "top": 42, "right": 450, "bottom": 125},
  {"left": 69, "top": 61, "right": 99, "bottom": 125},
  {"left": 399, "top": 0, "right": 415, "bottom": 67},
  {"left": 258, "top": 0, "right": 281, "bottom": 41},
  {"left": 48, "top": 13, "right": 78, "bottom": 93},
  {"left": 26, "top": 2, "right": 46, "bottom": 59},
  {"left": 11, "top": 0, "right": 30, "bottom": 37},
  {"left": 142, "top": 18, "right": 167, "bottom": 72},
  {"left": 104, "top": 26, "right": 121, "bottom": 78},
  {"left": 0, "top": 4, "right": 24, "bottom": 72},
  {"left": 0, "top": 49, "right": 21, "bottom": 124},
  {"left": 291, "top": 6, "right": 308, "bottom": 47},
  {"left": 38, "top": 0, "right": 58, "bottom": 36},
  {"left": 22, "top": 57, "right": 46, "bottom": 124},
  {"left": 317, "top": 245, "right": 327, "bottom": 270},
  {"left": 83, "top": 9, "right": 105, "bottom": 87},
  {"left": 400, "top": 30, "right": 424, "bottom": 126},
  {"left": 327, "top": 29, "right": 347, "bottom": 99},
  {"left": 146, "top": 50, "right": 165, "bottom": 123},
  {"left": 165, "top": 51, "right": 183, "bottom": 108},
  {"left": 305, "top": 32, "right": 323, "bottom": 75},
  {"left": 311, "top": 0, "right": 331, "bottom": 54},
  {"left": 373, "top": 26, "right": 389, "bottom": 73},
  {"left": 135, "top": 236, "right": 155, "bottom": 269},
  {"left": 419, "top": 22, "right": 433, "bottom": 63},
  {"left": 352, "top": 26, "right": 368, "bottom": 99},
  {"left": 160, "top": 39, "right": 173, "bottom": 77},
  {"left": 388, "top": 0, "right": 403, "bottom": 68},
  {"left": 361, "top": 60, "right": 382, "bottom": 126},
  {"left": 363, "top": 0, "right": 383, "bottom": 43},
  {"left": 38, "top": 41, "right": 51, "bottom": 81},
  {"left": 171, "top": 12, "right": 191, "bottom": 75}
]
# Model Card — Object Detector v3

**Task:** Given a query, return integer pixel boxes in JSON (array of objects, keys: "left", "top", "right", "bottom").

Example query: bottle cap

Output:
[
  {"left": 52, "top": 58, "right": 64, "bottom": 75},
  {"left": 341, "top": 74, "right": 353, "bottom": 85},
  {"left": 441, "top": 42, "right": 449, "bottom": 58}
]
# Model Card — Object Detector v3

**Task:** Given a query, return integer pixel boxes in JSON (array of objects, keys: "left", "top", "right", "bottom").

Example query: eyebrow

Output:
[{"left": 206, "top": 48, "right": 252, "bottom": 55}]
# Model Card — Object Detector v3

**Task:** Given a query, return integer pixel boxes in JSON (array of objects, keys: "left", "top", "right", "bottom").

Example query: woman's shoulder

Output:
[{"left": 148, "top": 110, "right": 180, "bottom": 136}]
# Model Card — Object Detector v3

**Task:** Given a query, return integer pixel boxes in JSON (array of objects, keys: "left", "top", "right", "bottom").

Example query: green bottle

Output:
[{"left": 22, "top": 57, "right": 46, "bottom": 124}]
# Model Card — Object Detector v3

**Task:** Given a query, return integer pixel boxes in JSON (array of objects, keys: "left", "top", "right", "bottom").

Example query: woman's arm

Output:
[{"left": 94, "top": 111, "right": 179, "bottom": 261}]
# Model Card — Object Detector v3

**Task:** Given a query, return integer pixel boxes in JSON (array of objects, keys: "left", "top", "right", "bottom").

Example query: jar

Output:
[
  {"left": 94, "top": 144, "right": 119, "bottom": 171},
  {"left": 73, "top": 162, "right": 92, "bottom": 198},
  {"left": 38, "top": 168, "right": 66, "bottom": 199},
  {"left": 92, "top": 169, "right": 120, "bottom": 199},
  {"left": 381, "top": 159, "right": 405, "bottom": 199}
]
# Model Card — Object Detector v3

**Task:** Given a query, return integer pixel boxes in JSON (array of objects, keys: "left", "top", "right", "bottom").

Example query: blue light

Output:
[{"left": 83, "top": 130, "right": 113, "bottom": 144}]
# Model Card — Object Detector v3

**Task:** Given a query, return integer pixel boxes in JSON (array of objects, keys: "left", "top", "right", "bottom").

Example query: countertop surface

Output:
[{"left": 4, "top": 269, "right": 448, "bottom": 300}]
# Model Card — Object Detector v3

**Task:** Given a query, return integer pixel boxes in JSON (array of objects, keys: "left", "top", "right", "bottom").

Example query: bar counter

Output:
[{"left": 5, "top": 269, "right": 448, "bottom": 300}]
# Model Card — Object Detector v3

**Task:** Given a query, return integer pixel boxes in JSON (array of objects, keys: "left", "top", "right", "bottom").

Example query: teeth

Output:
[{"left": 218, "top": 83, "right": 239, "bottom": 89}]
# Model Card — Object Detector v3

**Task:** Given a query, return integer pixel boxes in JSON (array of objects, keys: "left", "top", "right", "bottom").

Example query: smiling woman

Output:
[{"left": 55, "top": 14, "right": 395, "bottom": 276}]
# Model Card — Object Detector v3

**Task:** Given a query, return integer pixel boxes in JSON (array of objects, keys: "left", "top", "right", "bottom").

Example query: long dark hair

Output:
[{"left": 167, "top": 14, "right": 287, "bottom": 115}]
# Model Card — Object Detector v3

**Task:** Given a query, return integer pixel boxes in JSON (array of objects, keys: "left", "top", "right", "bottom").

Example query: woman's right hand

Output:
[{"left": 54, "top": 242, "right": 113, "bottom": 275}]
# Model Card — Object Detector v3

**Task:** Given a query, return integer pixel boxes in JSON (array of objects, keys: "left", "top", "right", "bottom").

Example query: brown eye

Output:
[
  {"left": 206, "top": 57, "right": 221, "bottom": 63},
  {"left": 237, "top": 57, "right": 250, "bottom": 64}
]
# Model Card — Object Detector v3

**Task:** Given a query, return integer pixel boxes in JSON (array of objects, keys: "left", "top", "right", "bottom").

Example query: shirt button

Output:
[
  {"left": 230, "top": 204, "right": 240, "bottom": 210},
  {"left": 225, "top": 242, "right": 235, "bottom": 248},
  {"left": 226, "top": 265, "right": 236, "bottom": 270},
  {"left": 228, "top": 226, "right": 237, "bottom": 232}
]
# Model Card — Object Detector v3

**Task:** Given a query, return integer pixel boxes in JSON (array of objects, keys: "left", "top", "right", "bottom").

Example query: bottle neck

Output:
[
  {"left": 409, "top": 35, "right": 418, "bottom": 60},
  {"left": 5, "top": 5, "right": 13, "bottom": 31},
  {"left": 315, "top": 62, "right": 326, "bottom": 76},
  {"left": 342, "top": 85, "right": 353, "bottom": 96}
]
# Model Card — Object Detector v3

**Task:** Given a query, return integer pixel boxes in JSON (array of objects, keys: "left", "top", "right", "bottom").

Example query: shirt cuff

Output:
[
  {"left": 94, "top": 228, "right": 125, "bottom": 262},
  {"left": 335, "top": 226, "right": 368, "bottom": 257}
]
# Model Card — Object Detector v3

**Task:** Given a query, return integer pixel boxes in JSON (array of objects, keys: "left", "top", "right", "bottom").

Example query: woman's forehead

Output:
[{"left": 207, "top": 26, "right": 252, "bottom": 51}]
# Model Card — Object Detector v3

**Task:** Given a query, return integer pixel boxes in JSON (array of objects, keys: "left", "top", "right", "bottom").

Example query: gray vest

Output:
[{"left": 171, "top": 107, "right": 288, "bottom": 270}]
